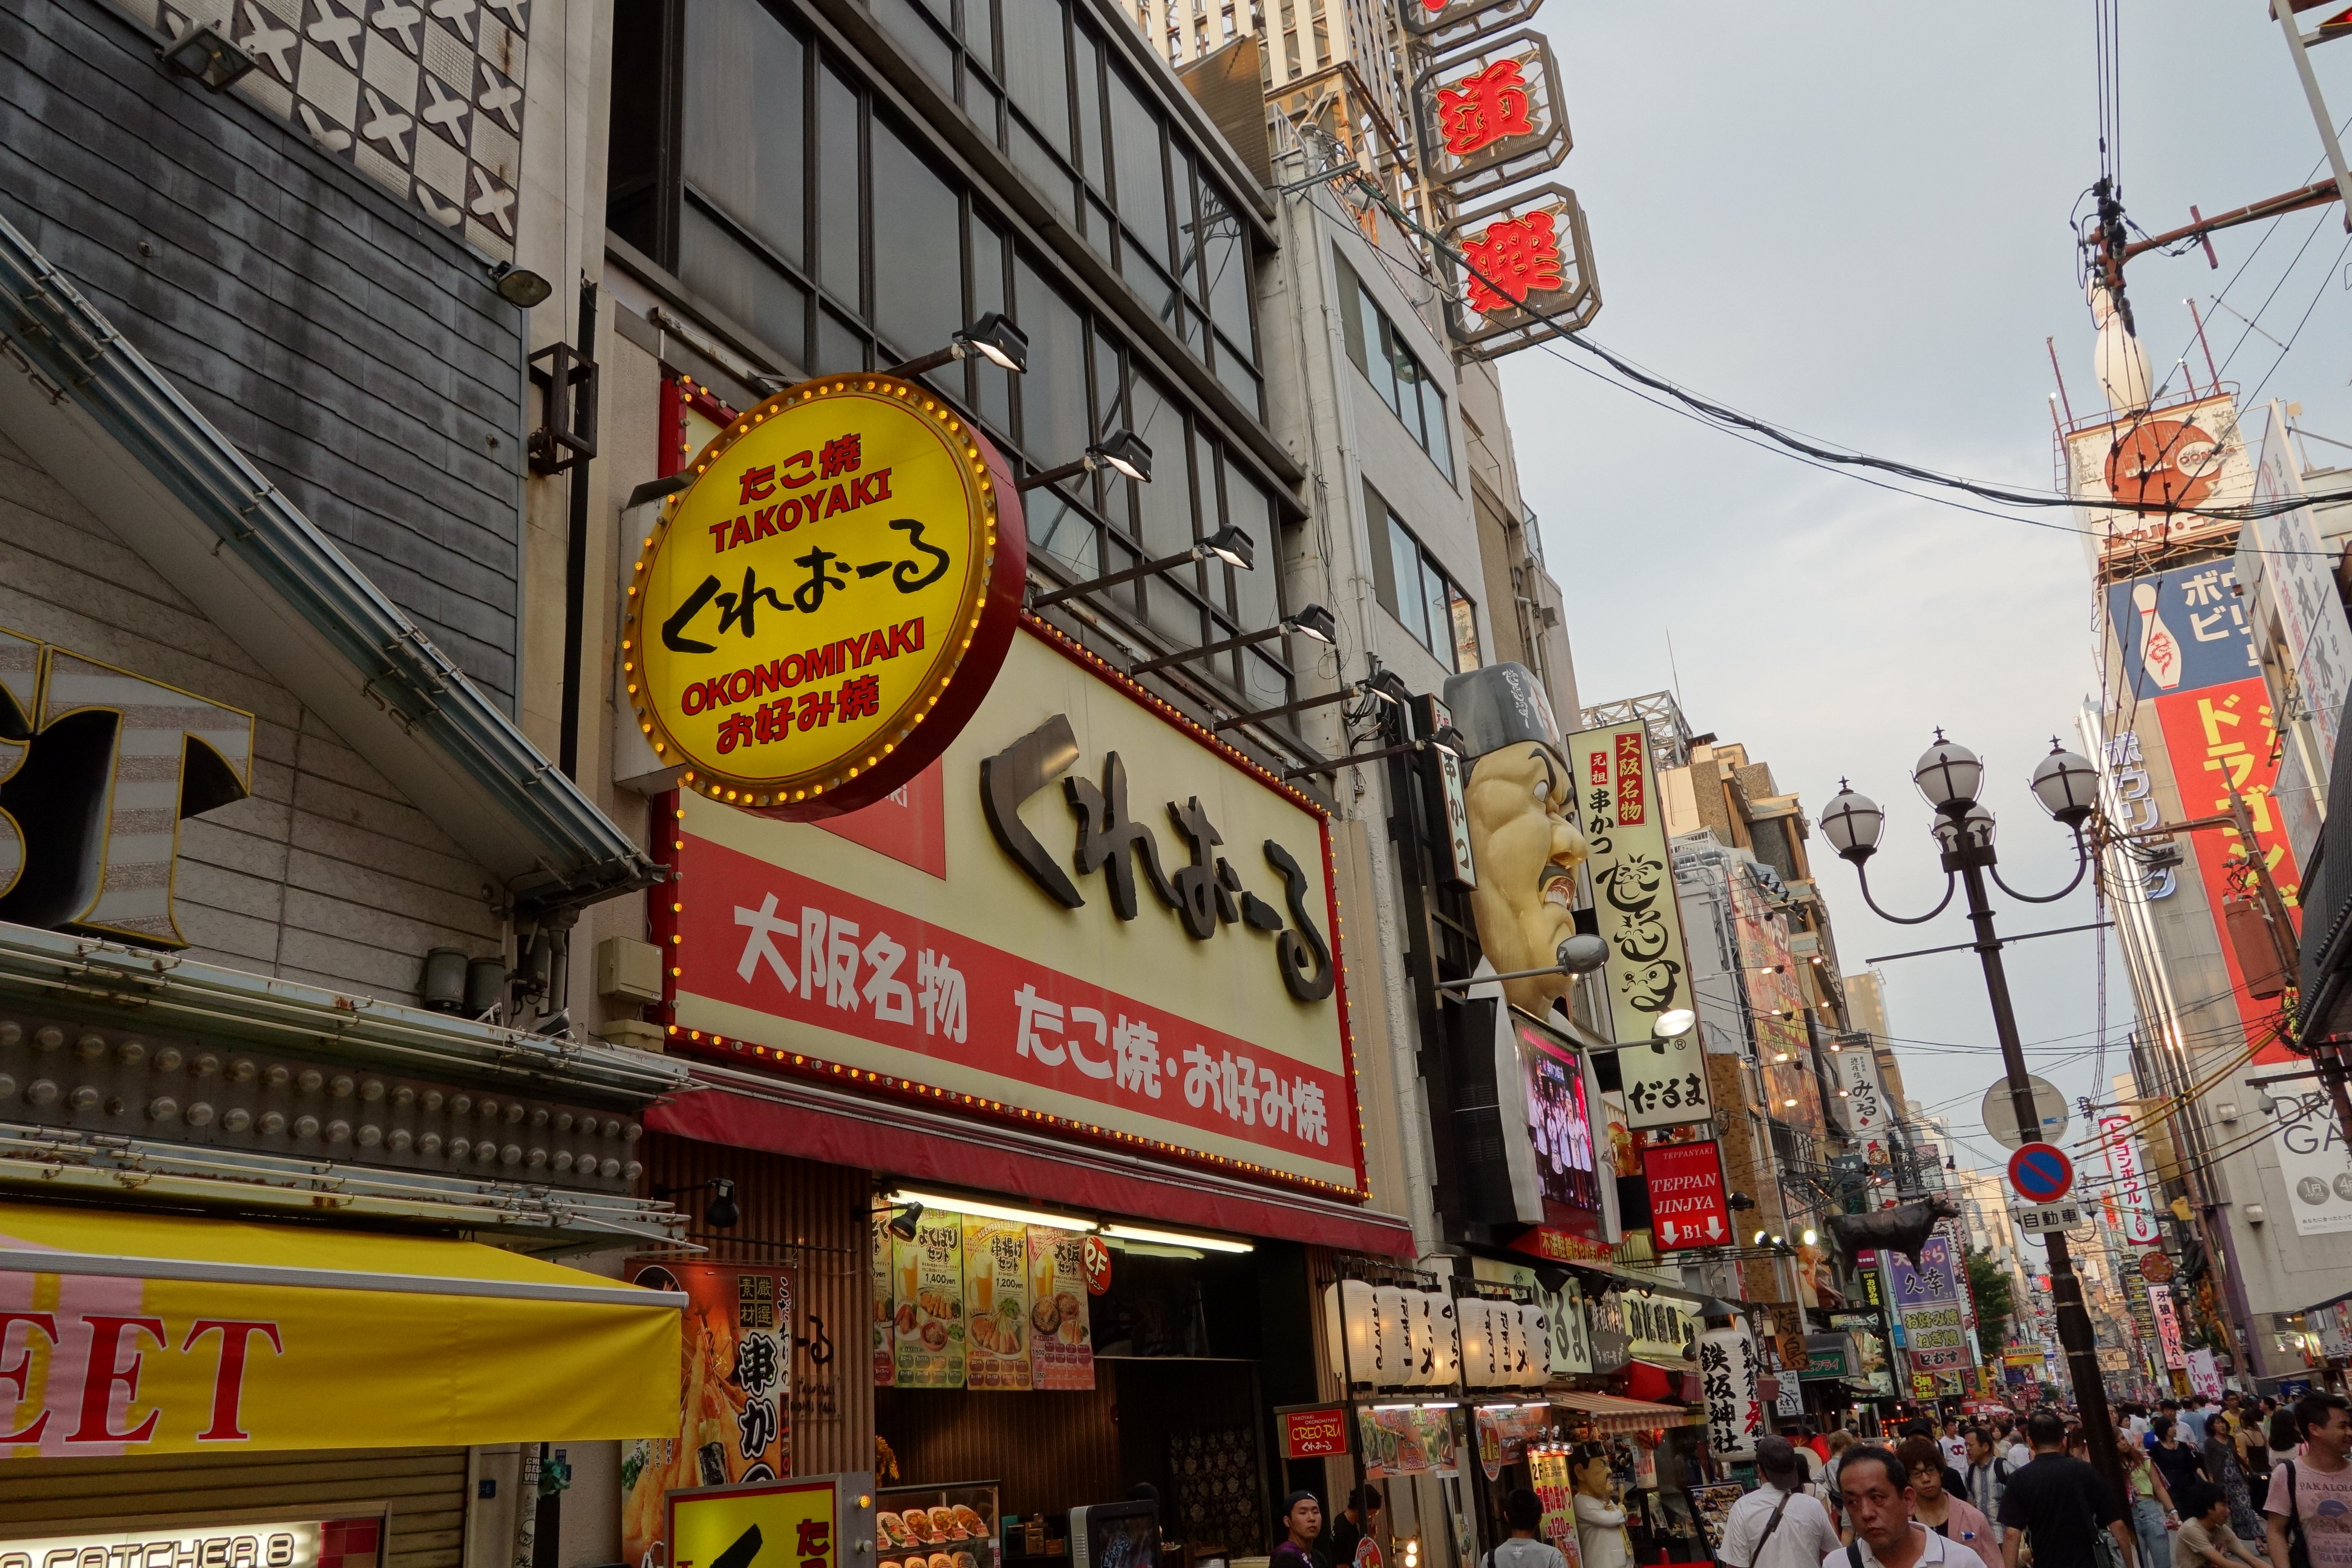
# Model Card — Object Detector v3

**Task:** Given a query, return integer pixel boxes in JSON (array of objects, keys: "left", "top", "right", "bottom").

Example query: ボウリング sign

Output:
[{"left": 625, "top": 375, "right": 1025, "bottom": 817}]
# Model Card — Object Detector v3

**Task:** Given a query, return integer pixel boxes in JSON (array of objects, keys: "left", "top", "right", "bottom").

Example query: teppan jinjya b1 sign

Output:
[{"left": 624, "top": 374, "right": 1025, "bottom": 818}]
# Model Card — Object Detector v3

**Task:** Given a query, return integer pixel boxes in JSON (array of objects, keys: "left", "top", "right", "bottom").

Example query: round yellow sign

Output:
[{"left": 623, "top": 374, "right": 1027, "bottom": 817}]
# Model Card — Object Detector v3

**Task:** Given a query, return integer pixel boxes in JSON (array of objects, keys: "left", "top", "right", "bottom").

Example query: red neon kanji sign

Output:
[
  {"left": 1460, "top": 210, "right": 1563, "bottom": 315},
  {"left": 1434, "top": 57, "right": 1535, "bottom": 157}
]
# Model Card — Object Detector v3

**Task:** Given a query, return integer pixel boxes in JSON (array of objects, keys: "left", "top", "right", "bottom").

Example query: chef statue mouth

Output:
[{"left": 1540, "top": 869, "right": 1575, "bottom": 909}]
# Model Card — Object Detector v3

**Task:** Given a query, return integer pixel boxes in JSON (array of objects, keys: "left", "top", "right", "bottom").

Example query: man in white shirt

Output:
[
  {"left": 1820, "top": 1443, "right": 1963, "bottom": 1567},
  {"left": 1717, "top": 1438, "right": 1840, "bottom": 1568},
  {"left": 1937, "top": 1418, "right": 1967, "bottom": 1474},
  {"left": 1961, "top": 1426, "right": 2008, "bottom": 1543}
]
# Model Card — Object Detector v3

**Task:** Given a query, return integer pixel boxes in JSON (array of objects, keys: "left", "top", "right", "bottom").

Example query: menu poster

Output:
[
  {"left": 1027, "top": 1226, "right": 1097, "bottom": 1390},
  {"left": 1474, "top": 1405, "right": 1550, "bottom": 1480},
  {"left": 1358, "top": 1406, "right": 1460, "bottom": 1479},
  {"left": 873, "top": 1210, "right": 896, "bottom": 1388},
  {"left": 1526, "top": 1447, "right": 1582, "bottom": 1568},
  {"left": 963, "top": 1217, "right": 1033, "bottom": 1390},
  {"left": 894, "top": 1218, "right": 965, "bottom": 1387},
  {"left": 1688, "top": 1485, "right": 1746, "bottom": 1552}
]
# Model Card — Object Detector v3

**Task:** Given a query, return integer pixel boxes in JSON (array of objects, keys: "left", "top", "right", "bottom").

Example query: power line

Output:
[{"left": 1311, "top": 180, "right": 2352, "bottom": 555}]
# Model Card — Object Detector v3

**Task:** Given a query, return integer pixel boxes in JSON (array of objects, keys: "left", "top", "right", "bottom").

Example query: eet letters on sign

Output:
[{"left": 626, "top": 376, "right": 1024, "bottom": 817}]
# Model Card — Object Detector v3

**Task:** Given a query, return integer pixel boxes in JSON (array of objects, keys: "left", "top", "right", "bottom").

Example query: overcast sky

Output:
[{"left": 1504, "top": 2, "right": 2352, "bottom": 1179}]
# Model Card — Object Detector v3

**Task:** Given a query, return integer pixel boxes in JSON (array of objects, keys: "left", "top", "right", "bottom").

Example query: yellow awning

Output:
[{"left": 0, "top": 1199, "right": 682, "bottom": 1457}]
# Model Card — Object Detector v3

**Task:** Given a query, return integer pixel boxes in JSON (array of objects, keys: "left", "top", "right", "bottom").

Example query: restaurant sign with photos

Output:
[
  {"left": 621, "top": 1261, "right": 795, "bottom": 1568},
  {"left": 874, "top": 1207, "right": 1096, "bottom": 1393}
]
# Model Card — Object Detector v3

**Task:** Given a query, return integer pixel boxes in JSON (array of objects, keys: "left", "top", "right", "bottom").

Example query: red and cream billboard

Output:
[
  {"left": 655, "top": 618, "right": 1364, "bottom": 1197},
  {"left": 2065, "top": 391, "right": 2253, "bottom": 566}
]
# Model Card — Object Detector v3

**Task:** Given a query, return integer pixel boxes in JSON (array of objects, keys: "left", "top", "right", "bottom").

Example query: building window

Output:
[
  {"left": 1333, "top": 249, "right": 1454, "bottom": 482},
  {"left": 1365, "top": 486, "right": 1479, "bottom": 672},
  {"left": 613, "top": 0, "right": 1264, "bottom": 423}
]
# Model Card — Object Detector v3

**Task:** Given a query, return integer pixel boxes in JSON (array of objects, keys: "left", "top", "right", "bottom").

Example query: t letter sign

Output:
[{"left": 0, "top": 628, "right": 254, "bottom": 948}]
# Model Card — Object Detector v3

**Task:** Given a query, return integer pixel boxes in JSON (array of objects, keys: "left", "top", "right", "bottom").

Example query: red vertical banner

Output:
[
  {"left": 2151, "top": 678, "right": 2304, "bottom": 1063},
  {"left": 1613, "top": 731, "right": 1646, "bottom": 824}
]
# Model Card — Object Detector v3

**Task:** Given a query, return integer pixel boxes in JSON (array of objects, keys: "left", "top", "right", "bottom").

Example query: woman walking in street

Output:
[
  {"left": 2201, "top": 1412, "right": 2264, "bottom": 1546},
  {"left": 1897, "top": 1436, "right": 1999, "bottom": 1567},
  {"left": 2118, "top": 1437, "right": 2178, "bottom": 1568},
  {"left": 2151, "top": 1415, "right": 2207, "bottom": 1501}
]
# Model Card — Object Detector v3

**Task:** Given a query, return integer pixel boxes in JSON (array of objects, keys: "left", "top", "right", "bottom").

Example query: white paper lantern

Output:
[
  {"left": 1458, "top": 1298, "right": 1497, "bottom": 1388},
  {"left": 1423, "top": 1290, "right": 1461, "bottom": 1386},
  {"left": 1373, "top": 1284, "right": 1414, "bottom": 1387},
  {"left": 1325, "top": 1279, "right": 1376, "bottom": 1387},
  {"left": 1516, "top": 1304, "right": 1549, "bottom": 1385}
]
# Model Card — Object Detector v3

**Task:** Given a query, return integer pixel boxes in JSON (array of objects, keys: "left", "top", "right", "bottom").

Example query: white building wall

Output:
[{"left": 0, "top": 430, "right": 504, "bottom": 1003}]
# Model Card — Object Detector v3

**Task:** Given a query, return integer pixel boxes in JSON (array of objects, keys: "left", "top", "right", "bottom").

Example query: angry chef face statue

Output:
[{"left": 1442, "top": 663, "right": 1589, "bottom": 1017}]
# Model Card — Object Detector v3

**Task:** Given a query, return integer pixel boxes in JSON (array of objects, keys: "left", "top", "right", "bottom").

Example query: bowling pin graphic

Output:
[{"left": 2133, "top": 583, "right": 2183, "bottom": 690}]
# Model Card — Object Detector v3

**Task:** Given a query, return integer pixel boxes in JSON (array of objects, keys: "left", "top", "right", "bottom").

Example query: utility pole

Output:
[{"left": 2276, "top": 0, "right": 2352, "bottom": 231}]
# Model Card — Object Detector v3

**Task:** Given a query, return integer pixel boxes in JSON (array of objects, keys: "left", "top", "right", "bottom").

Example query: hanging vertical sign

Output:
[
  {"left": 1885, "top": 1228, "right": 1967, "bottom": 1373},
  {"left": 1619, "top": 1028, "right": 1710, "bottom": 1129},
  {"left": 2149, "top": 1282, "right": 2188, "bottom": 1370},
  {"left": 1566, "top": 722, "right": 1693, "bottom": 1048},
  {"left": 1416, "top": 33, "right": 1570, "bottom": 198},
  {"left": 1698, "top": 1322, "right": 1762, "bottom": 1459},
  {"left": 1422, "top": 694, "right": 1477, "bottom": 887},
  {"left": 1832, "top": 1034, "right": 1889, "bottom": 1137},
  {"left": 1642, "top": 1139, "right": 1731, "bottom": 1250},
  {"left": 2241, "top": 405, "right": 2352, "bottom": 769},
  {"left": 1443, "top": 185, "right": 1600, "bottom": 359},
  {"left": 2097, "top": 1113, "right": 2161, "bottom": 1246}
]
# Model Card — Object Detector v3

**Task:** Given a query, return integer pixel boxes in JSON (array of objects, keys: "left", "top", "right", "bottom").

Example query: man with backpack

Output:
[
  {"left": 1962, "top": 1426, "right": 2010, "bottom": 1543},
  {"left": 1718, "top": 1437, "right": 1841, "bottom": 1568},
  {"left": 2265, "top": 1391, "right": 2352, "bottom": 1568}
]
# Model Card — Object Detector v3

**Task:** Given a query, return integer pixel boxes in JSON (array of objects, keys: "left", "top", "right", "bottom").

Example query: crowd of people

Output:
[
  {"left": 1710, "top": 1391, "right": 2352, "bottom": 1568},
  {"left": 1261, "top": 1391, "right": 2352, "bottom": 1568}
]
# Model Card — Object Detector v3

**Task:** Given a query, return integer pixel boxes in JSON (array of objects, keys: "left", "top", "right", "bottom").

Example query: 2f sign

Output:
[{"left": 0, "top": 629, "right": 253, "bottom": 948}]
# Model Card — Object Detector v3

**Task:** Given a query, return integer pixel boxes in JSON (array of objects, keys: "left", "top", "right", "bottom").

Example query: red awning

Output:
[
  {"left": 1549, "top": 1391, "right": 1700, "bottom": 1434},
  {"left": 650, "top": 1070, "right": 1419, "bottom": 1256}
]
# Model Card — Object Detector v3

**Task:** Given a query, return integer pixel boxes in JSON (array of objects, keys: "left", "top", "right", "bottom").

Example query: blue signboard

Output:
[{"left": 2105, "top": 565, "right": 2259, "bottom": 696}]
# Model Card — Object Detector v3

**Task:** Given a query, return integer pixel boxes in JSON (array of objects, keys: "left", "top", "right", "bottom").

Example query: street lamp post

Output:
[{"left": 1819, "top": 733, "right": 2128, "bottom": 1507}]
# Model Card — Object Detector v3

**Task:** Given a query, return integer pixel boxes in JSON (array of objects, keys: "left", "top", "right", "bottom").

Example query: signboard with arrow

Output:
[
  {"left": 1642, "top": 1138, "right": 1731, "bottom": 1252},
  {"left": 670, "top": 1475, "right": 872, "bottom": 1568}
]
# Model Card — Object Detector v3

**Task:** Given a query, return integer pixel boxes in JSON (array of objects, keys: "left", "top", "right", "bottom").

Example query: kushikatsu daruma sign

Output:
[
  {"left": 658, "top": 619, "right": 1364, "bottom": 1196},
  {"left": 625, "top": 374, "right": 1025, "bottom": 818}
]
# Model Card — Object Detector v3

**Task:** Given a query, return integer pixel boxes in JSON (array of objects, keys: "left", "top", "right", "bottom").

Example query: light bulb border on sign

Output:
[{"left": 621, "top": 374, "right": 1027, "bottom": 818}]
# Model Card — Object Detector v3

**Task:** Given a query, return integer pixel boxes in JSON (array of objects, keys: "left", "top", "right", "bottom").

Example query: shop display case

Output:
[{"left": 878, "top": 1483, "right": 1002, "bottom": 1568}]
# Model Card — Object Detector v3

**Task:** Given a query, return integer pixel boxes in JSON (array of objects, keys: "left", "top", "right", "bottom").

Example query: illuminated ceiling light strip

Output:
[
  {"left": 884, "top": 1189, "right": 1095, "bottom": 1232},
  {"left": 1099, "top": 1223, "right": 1253, "bottom": 1253}
]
